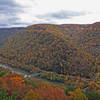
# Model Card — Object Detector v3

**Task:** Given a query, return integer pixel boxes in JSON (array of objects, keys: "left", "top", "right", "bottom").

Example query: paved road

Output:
[{"left": 0, "top": 63, "right": 41, "bottom": 78}]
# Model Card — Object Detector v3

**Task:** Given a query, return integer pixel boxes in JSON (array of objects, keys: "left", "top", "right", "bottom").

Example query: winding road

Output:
[{"left": 0, "top": 63, "right": 41, "bottom": 78}]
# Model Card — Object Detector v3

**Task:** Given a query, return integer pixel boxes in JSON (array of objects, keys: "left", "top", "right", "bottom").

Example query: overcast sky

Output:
[{"left": 0, "top": 0, "right": 100, "bottom": 27}]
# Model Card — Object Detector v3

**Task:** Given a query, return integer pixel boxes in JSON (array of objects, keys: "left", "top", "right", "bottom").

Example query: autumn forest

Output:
[{"left": 0, "top": 22, "right": 100, "bottom": 100}]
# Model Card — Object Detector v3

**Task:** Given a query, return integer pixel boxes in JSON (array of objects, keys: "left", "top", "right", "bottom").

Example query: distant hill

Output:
[{"left": 0, "top": 27, "right": 25, "bottom": 46}]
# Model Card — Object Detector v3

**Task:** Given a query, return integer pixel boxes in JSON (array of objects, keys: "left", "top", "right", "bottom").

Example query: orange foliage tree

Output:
[
  {"left": 36, "top": 82, "right": 69, "bottom": 100},
  {"left": 0, "top": 73, "right": 32, "bottom": 99}
]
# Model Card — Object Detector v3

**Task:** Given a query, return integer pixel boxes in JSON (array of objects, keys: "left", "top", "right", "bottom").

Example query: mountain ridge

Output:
[{"left": 0, "top": 22, "right": 100, "bottom": 77}]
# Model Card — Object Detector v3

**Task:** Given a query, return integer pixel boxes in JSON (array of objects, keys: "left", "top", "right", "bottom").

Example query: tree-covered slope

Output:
[
  {"left": 61, "top": 22, "right": 100, "bottom": 56},
  {"left": 0, "top": 24, "right": 95, "bottom": 77}
]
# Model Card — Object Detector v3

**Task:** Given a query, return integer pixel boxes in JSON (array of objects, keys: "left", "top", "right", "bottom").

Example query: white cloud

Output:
[{"left": 0, "top": 0, "right": 100, "bottom": 27}]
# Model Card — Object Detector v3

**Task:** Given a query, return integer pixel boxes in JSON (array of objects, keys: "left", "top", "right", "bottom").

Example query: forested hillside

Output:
[
  {"left": 0, "top": 22, "right": 100, "bottom": 100},
  {"left": 1, "top": 23, "right": 100, "bottom": 77},
  {"left": 63, "top": 22, "right": 100, "bottom": 56}
]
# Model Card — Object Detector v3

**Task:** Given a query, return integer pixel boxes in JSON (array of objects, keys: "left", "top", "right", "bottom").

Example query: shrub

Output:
[{"left": 85, "top": 90, "right": 100, "bottom": 100}]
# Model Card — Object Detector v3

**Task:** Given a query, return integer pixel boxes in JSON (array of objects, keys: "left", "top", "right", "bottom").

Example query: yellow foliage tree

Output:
[
  {"left": 23, "top": 89, "right": 39, "bottom": 100},
  {"left": 69, "top": 88, "right": 88, "bottom": 100}
]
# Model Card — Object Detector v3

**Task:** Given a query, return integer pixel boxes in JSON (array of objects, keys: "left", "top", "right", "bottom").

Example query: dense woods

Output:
[
  {"left": 0, "top": 67, "right": 100, "bottom": 100},
  {"left": 0, "top": 23, "right": 99, "bottom": 77},
  {"left": 0, "top": 22, "right": 100, "bottom": 100}
]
